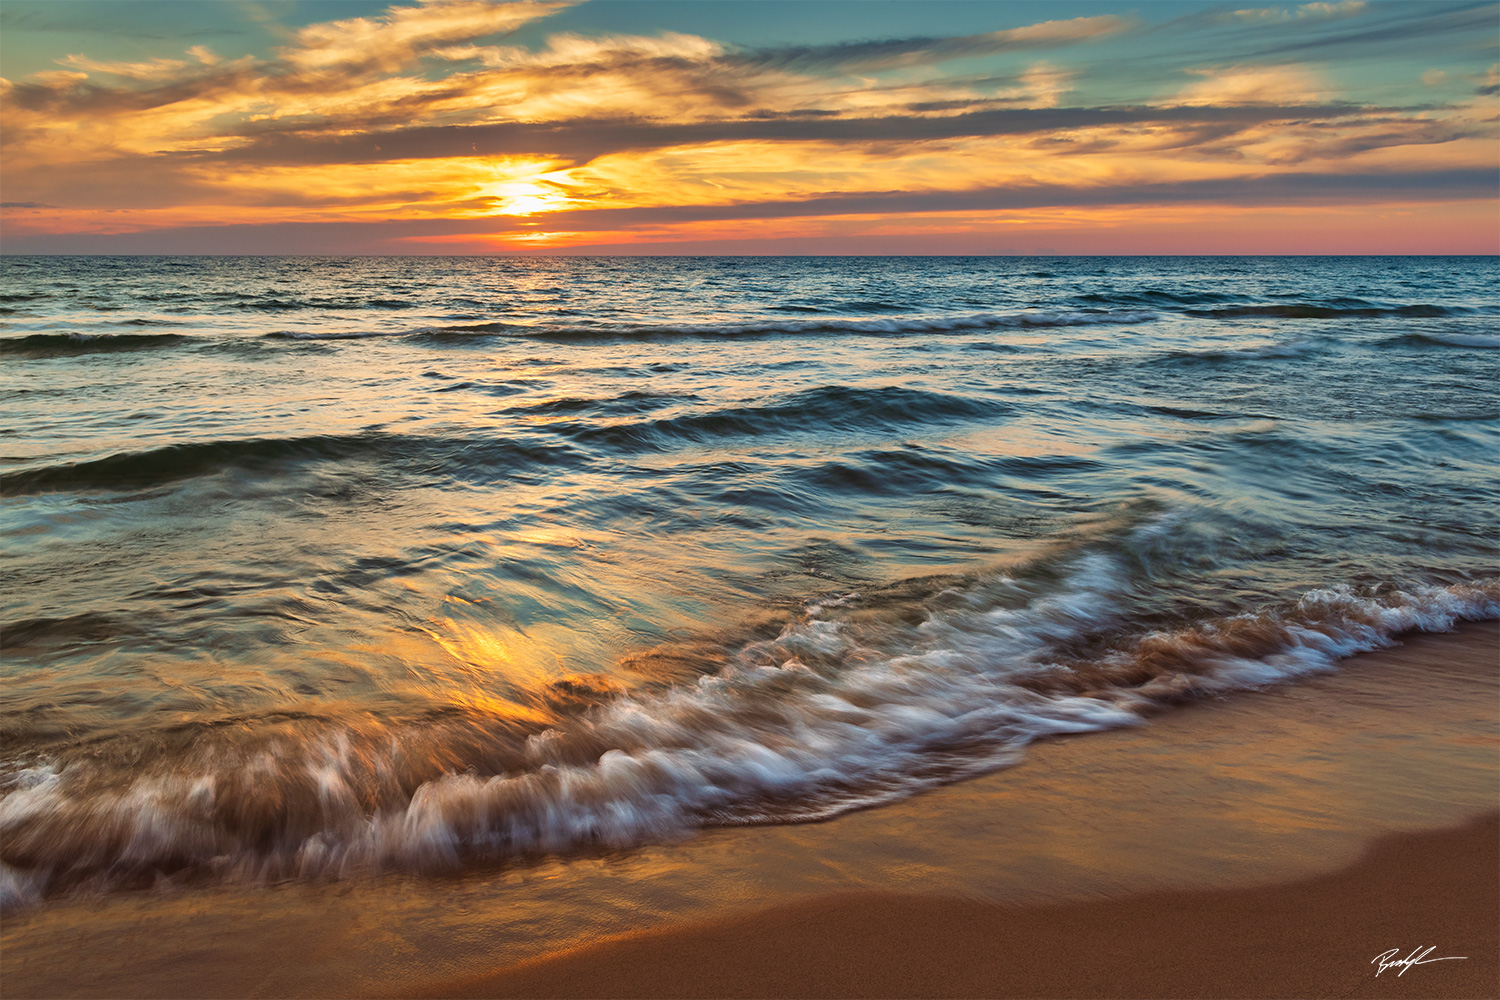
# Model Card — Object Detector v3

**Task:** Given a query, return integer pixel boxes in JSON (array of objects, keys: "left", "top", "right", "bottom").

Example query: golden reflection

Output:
[
  {"left": 414, "top": 615, "right": 555, "bottom": 718},
  {"left": 421, "top": 616, "right": 518, "bottom": 673}
]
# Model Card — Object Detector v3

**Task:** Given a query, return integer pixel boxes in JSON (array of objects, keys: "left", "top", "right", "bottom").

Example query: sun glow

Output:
[{"left": 484, "top": 181, "right": 567, "bottom": 216}]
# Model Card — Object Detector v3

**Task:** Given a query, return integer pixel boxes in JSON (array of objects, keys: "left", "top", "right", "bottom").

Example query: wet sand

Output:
[
  {"left": 414, "top": 813, "right": 1499, "bottom": 999},
  {"left": 4, "top": 623, "right": 1496, "bottom": 999}
]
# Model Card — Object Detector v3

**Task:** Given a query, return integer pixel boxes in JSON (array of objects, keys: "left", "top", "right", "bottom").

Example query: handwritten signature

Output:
[{"left": 1371, "top": 947, "right": 1468, "bottom": 976}]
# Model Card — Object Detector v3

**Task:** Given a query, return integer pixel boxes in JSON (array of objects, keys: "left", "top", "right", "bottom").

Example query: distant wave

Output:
[
  {"left": 509, "top": 389, "right": 693, "bottom": 416},
  {"left": 194, "top": 295, "right": 418, "bottom": 312},
  {"left": 1184, "top": 303, "right": 1462, "bottom": 319},
  {"left": 1074, "top": 288, "right": 1253, "bottom": 308},
  {"left": 552, "top": 385, "right": 1008, "bottom": 452},
  {"left": 415, "top": 311, "right": 1159, "bottom": 344},
  {"left": 262, "top": 329, "right": 409, "bottom": 341},
  {"left": 0, "top": 332, "right": 198, "bottom": 357},
  {"left": 1151, "top": 340, "right": 1323, "bottom": 365},
  {"left": 1377, "top": 331, "right": 1500, "bottom": 349},
  {"left": 0, "top": 433, "right": 581, "bottom": 496}
]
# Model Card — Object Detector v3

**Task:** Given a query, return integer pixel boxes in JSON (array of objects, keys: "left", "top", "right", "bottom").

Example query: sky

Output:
[{"left": 0, "top": 0, "right": 1495, "bottom": 254}]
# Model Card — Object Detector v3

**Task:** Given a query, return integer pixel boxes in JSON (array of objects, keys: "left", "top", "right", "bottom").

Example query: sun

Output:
[{"left": 483, "top": 177, "right": 570, "bottom": 217}]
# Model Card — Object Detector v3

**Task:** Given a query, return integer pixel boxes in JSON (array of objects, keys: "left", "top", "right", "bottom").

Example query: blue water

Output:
[{"left": 1, "top": 255, "right": 1496, "bottom": 904}]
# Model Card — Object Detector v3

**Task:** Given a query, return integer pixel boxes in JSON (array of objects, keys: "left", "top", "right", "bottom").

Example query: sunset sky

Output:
[{"left": 1, "top": 0, "right": 1495, "bottom": 254}]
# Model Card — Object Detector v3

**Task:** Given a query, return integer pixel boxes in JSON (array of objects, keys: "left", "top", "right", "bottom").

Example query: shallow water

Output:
[{"left": 2, "top": 255, "right": 1496, "bottom": 905}]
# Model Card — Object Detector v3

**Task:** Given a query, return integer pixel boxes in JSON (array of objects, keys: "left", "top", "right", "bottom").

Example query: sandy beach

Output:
[{"left": 415, "top": 814, "right": 1498, "bottom": 999}]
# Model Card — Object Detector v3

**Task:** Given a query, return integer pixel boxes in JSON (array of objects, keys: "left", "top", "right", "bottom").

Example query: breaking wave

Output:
[{"left": 2, "top": 533, "right": 1493, "bottom": 906}]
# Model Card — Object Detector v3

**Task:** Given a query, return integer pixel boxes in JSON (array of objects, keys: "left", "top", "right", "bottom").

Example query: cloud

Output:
[
  {"left": 58, "top": 55, "right": 195, "bottom": 80},
  {"left": 1256, "top": 119, "right": 1488, "bottom": 163},
  {"left": 466, "top": 30, "right": 726, "bottom": 68},
  {"left": 438, "top": 31, "right": 767, "bottom": 121},
  {"left": 1479, "top": 64, "right": 1500, "bottom": 96},
  {"left": 1173, "top": 64, "right": 1328, "bottom": 106},
  {"left": 539, "top": 167, "right": 1500, "bottom": 227},
  {"left": 738, "top": 15, "right": 1132, "bottom": 72},
  {"left": 1227, "top": 1, "right": 1367, "bottom": 23},
  {"left": 205, "top": 102, "right": 1378, "bottom": 166},
  {"left": 280, "top": 0, "right": 575, "bottom": 74},
  {"left": 1232, "top": 2, "right": 1495, "bottom": 58},
  {"left": 23, "top": 69, "right": 89, "bottom": 89}
]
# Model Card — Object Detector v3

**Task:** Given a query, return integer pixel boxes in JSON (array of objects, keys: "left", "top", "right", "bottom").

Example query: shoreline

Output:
[
  {"left": 3, "top": 622, "right": 1495, "bottom": 999},
  {"left": 412, "top": 812, "right": 1499, "bottom": 999},
  {"left": 410, "top": 621, "right": 1500, "bottom": 1000}
]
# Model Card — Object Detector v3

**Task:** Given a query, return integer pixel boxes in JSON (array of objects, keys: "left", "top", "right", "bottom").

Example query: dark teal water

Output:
[{"left": 2, "top": 255, "right": 1496, "bottom": 905}]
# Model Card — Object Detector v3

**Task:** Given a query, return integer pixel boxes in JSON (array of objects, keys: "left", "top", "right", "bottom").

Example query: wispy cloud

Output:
[
  {"left": 1172, "top": 64, "right": 1328, "bottom": 106},
  {"left": 280, "top": 0, "right": 574, "bottom": 73},
  {"left": 1225, "top": 2, "right": 1367, "bottom": 24},
  {"left": 738, "top": 15, "right": 1133, "bottom": 71}
]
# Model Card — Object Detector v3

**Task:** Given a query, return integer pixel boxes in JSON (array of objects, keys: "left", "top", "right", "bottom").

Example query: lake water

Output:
[{"left": 2, "top": 254, "right": 1496, "bottom": 907}]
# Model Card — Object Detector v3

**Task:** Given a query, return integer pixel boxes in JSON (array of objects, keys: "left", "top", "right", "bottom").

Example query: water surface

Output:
[{"left": 2, "top": 255, "right": 1495, "bottom": 905}]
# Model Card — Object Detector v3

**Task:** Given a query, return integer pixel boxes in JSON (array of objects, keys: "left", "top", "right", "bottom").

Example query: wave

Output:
[
  {"left": 2, "top": 536, "right": 1494, "bottom": 905},
  {"left": 19, "top": 311, "right": 1159, "bottom": 349},
  {"left": 559, "top": 385, "right": 1006, "bottom": 450},
  {"left": 1183, "top": 303, "right": 1461, "bottom": 319},
  {"left": 421, "top": 311, "right": 1159, "bottom": 343},
  {"left": 1074, "top": 289, "right": 1253, "bottom": 309},
  {"left": 0, "top": 332, "right": 198, "bottom": 358},
  {"left": 0, "top": 433, "right": 581, "bottom": 496},
  {"left": 1, "top": 612, "right": 134, "bottom": 656},
  {"left": 261, "top": 317, "right": 1499, "bottom": 351},
  {"left": 1152, "top": 340, "right": 1323, "bottom": 365},
  {"left": 419, "top": 321, "right": 516, "bottom": 338},
  {"left": 262, "top": 329, "right": 410, "bottom": 341},
  {"left": 511, "top": 390, "right": 692, "bottom": 416},
  {"left": 1377, "top": 331, "right": 1500, "bottom": 350}
]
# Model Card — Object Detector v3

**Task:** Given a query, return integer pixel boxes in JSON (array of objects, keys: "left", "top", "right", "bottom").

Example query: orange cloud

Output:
[
  {"left": 281, "top": 0, "right": 575, "bottom": 73},
  {"left": 1173, "top": 64, "right": 1328, "bottom": 106}
]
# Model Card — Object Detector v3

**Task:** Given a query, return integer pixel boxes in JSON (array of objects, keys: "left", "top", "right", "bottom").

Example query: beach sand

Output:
[
  {"left": 4, "top": 623, "right": 1496, "bottom": 999},
  {"left": 413, "top": 814, "right": 1498, "bottom": 999}
]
